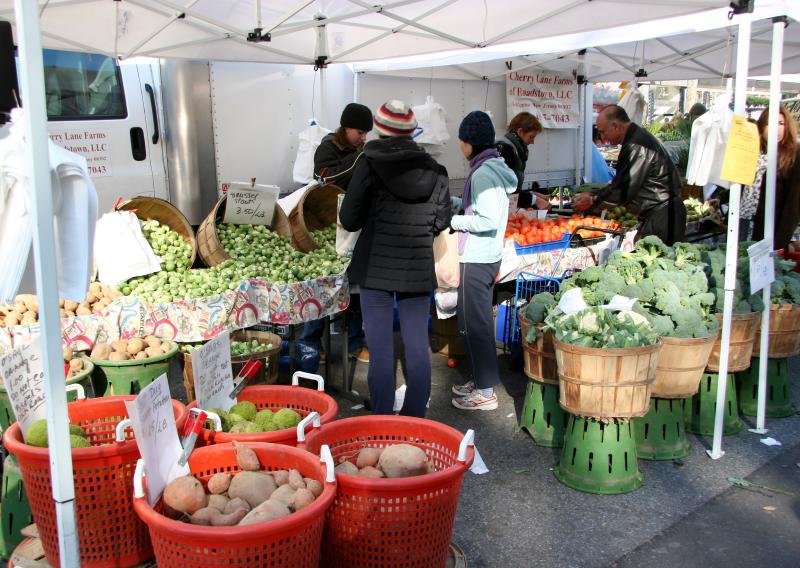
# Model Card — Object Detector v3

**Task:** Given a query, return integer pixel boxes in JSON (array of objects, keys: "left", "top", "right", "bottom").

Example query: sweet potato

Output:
[
  {"left": 163, "top": 476, "right": 207, "bottom": 515},
  {"left": 224, "top": 497, "right": 251, "bottom": 515},
  {"left": 291, "top": 488, "right": 316, "bottom": 511},
  {"left": 232, "top": 440, "right": 260, "bottom": 471},
  {"left": 378, "top": 444, "right": 429, "bottom": 479},
  {"left": 271, "top": 484, "right": 299, "bottom": 507},
  {"left": 127, "top": 338, "right": 145, "bottom": 356},
  {"left": 288, "top": 469, "right": 306, "bottom": 490},
  {"left": 90, "top": 343, "right": 112, "bottom": 360},
  {"left": 271, "top": 470, "right": 290, "bottom": 486},
  {"left": 334, "top": 461, "right": 359, "bottom": 477},
  {"left": 228, "top": 471, "right": 276, "bottom": 508},
  {"left": 356, "top": 447, "right": 383, "bottom": 468},
  {"left": 211, "top": 507, "right": 249, "bottom": 526},
  {"left": 189, "top": 507, "right": 218, "bottom": 526},
  {"left": 304, "top": 478, "right": 323, "bottom": 498},
  {"left": 208, "top": 472, "right": 232, "bottom": 494},
  {"left": 207, "top": 494, "right": 230, "bottom": 512},
  {"left": 108, "top": 351, "right": 130, "bottom": 362},
  {"left": 358, "top": 466, "right": 385, "bottom": 479},
  {"left": 238, "top": 500, "right": 290, "bottom": 526}
]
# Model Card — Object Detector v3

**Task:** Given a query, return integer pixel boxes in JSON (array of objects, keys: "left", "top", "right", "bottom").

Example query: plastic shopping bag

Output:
[
  {"left": 433, "top": 230, "right": 460, "bottom": 288},
  {"left": 412, "top": 96, "right": 450, "bottom": 146},
  {"left": 336, "top": 194, "right": 360, "bottom": 257},
  {"left": 293, "top": 121, "right": 331, "bottom": 184}
]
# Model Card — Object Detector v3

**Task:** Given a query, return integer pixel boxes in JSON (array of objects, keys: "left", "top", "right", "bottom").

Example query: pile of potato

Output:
[
  {"left": 63, "top": 347, "right": 88, "bottom": 379},
  {"left": 0, "top": 283, "right": 122, "bottom": 328},
  {"left": 163, "top": 441, "right": 323, "bottom": 527},
  {"left": 333, "top": 444, "right": 434, "bottom": 479},
  {"left": 90, "top": 336, "right": 173, "bottom": 362}
]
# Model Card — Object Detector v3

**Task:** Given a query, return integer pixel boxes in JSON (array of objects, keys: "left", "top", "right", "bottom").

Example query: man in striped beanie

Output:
[{"left": 373, "top": 100, "right": 418, "bottom": 137}]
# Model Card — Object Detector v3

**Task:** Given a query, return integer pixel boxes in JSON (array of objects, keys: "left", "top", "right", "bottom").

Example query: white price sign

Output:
[
  {"left": 192, "top": 331, "right": 234, "bottom": 411},
  {"left": 125, "top": 374, "right": 188, "bottom": 506},
  {"left": 748, "top": 238, "right": 775, "bottom": 295},
  {"left": 0, "top": 335, "right": 46, "bottom": 437},
  {"left": 222, "top": 182, "right": 279, "bottom": 226}
]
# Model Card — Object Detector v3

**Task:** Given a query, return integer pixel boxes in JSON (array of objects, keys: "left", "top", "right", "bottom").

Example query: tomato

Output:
[{"left": 447, "top": 358, "right": 457, "bottom": 368}]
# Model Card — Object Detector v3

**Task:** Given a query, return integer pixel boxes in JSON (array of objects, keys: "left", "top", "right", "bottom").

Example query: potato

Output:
[
  {"left": 144, "top": 336, "right": 162, "bottom": 348},
  {"left": 228, "top": 471, "right": 276, "bottom": 508},
  {"left": 88, "top": 282, "right": 102, "bottom": 296},
  {"left": 14, "top": 302, "right": 27, "bottom": 314},
  {"left": 232, "top": 440, "right": 260, "bottom": 471},
  {"left": 5, "top": 315, "right": 19, "bottom": 328},
  {"left": 85, "top": 293, "right": 99, "bottom": 305},
  {"left": 224, "top": 497, "right": 251, "bottom": 515},
  {"left": 356, "top": 447, "right": 383, "bottom": 469},
  {"left": 378, "top": 444, "right": 429, "bottom": 479},
  {"left": 65, "top": 310, "right": 75, "bottom": 318},
  {"left": 304, "top": 478, "right": 323, "bottom": 498},
  {"left": 207, "top": 494, "right": 230, "bottom": 512},
  {"left": 58, "top": 299, "right": 65, "bottom": 309},
  {"left": 238, "top": 500, "right": 290, "bottom": 526},
  {"left": 108, "top": 289, "right": 123, "bottom": 300},
  {"left": 111, "top": 340, "right": 128, "bottom": 353},
  {"left": 334, "top": 461, "right": 359, "bottom": 477},
  {"left": 164, "top": 476, "right": 207, "bottom": 515},
  {"left": 18, "top": 295, "right": 38, "bottom": 312},
  {"left": 108, "top": 352, "right": 130, "bottom": 362},
  {"left": 90, "top": 343, "right": 112, "bottom": 360},
  {"left": 189, "top": 507, "right": 218, "bottom": 526},
  {"left": 59, "top": 309, "right": 68, "bottom": 319},
  {"left": 63, "top": 347, "right": 74, "bottom": 362},
  {"left": 271, "top": 470, "right": 289, "bottom": 486},
  {"left": 126, "top": 339, "right": 145, "bottom": 356},
  {"left": 145, "top": 346, "right": 163, "bottom": 358},
  {"left": 69, "top": 359, "right": 83, "bottom": 372},
  {"left": 291, "top": 488, "right": 316, "bottom": 511},
  {"left": 269, "top": 484, "right": 296, "bottom": 507},
  {"left": 64, "top": 300, "right": 79, "bottom": 312},
  {"left": 100, "top": 284, "right": 113, "bottom": 298},
  {"left": 208, "top": 472, "right": 232, "bottom": 494},
  {"left": 288, "top": 469, "right": 305, "bottom": 490},
  {"left": 358, "top": 466, "right": 385, "bottom": 479},
  {"left": 135, "top": 351, "right": 148, "bottom": 360},
  {"left": 21, "top": 313, "right": 38, "bottom": 326},
  {"left": 211, "top": 507, "right": 249, "bottom": 526},
  {"left": 76, "top": 305, "right": 92, "bottom": 316}
]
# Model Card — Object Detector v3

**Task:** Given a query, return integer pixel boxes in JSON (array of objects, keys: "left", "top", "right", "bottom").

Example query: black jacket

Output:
[
  {"left": 753, "top": 147, "right": 800, "bottom": 251},
  {"left": 597, "top": 123, "right": 685, "bottom": 219},
  {"left": 313, "top": 133, "right": 361, "bottom": 190},
  {"left": 339, "top": 136, "right": 452, "bottom": 293},
  {"left": 497, "top": 132, "right": 528, "bottom": 192}
]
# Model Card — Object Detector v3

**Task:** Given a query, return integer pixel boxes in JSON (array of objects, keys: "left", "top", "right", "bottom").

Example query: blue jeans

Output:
[{"left": 299, "top": 295, "right": 365, "bottom": 354}]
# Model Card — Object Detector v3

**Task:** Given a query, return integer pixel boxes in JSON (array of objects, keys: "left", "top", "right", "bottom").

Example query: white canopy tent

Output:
[{"left": 1, "top": 1, "right": 798, "bottom": 565}]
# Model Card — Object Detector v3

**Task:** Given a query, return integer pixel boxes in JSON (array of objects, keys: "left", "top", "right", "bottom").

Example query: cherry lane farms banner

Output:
[{"left": 506, "top": 68, "right": 579, "bottom": 129}]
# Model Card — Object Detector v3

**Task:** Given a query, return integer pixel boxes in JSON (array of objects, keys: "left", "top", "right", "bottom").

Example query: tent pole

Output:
[
  {"left": 13, "top": 0, "right": 80, "bottom": 563},
  {"left": 709, "top": 11, "right": 751, "bottom": 460},
  {"left": 752, "top": 16, "right": 786, "bottom": 435}
]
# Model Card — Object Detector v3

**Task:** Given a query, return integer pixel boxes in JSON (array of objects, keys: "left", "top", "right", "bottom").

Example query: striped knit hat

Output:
[{"left": 373, "top": 100, "right": 417, "bottom": 137}]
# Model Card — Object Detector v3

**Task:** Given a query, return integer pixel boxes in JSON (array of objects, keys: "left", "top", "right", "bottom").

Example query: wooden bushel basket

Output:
[
  {"left": 196, "top": 194, "right": 291, "bottom": 267},
  {"left": 554, "top": 338, "right": 662, "bottom": 419},
  {"left": 706, "top": 312, "right": 759, "bottom": 372},
  {"left": 289, "top": 184, "right": 344, "bottom": 252},
  {"left": 518, "top": 312, "right": 558, "bottom": 384},
  {"left": 117, "top": 196, "right": 197, "bottom": 266},
  {"left": 752, "top": 304, "right": 800, "bottom": 359},
  {"left": 651, "top": 333, "right": 717, "bottom": 398}
]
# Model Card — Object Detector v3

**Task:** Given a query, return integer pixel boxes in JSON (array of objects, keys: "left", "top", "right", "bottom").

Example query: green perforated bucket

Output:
[
  {"left": 516, "top": 380, "right": 568, "bottom": 447},
  {"left": 684, "top": 372, "right": 742, "bottom": 436},
  {"left": 90, "top": 341, "right": 178, "bottom": 396},
  {"left": 633, "top": 398, "right": 691, "bottom": 460},
  {"left": 737, "top": 357, "right": 796, "bottom": 418}
]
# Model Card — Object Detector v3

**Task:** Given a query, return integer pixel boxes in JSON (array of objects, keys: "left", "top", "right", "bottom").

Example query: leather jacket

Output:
[{"left": 597, "top": 123, "right": 684, "bottom": 218}]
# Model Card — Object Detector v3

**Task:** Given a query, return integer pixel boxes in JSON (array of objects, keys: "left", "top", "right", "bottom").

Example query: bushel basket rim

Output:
[
  {"left": 132, "top": 442, "right": 336, "bottom": 539},
  {"left": 552, "top": 336, "right": 663, "bottom": 355},
  {"left": 302, "top": 415, "right": 474, "bottom": 490}
]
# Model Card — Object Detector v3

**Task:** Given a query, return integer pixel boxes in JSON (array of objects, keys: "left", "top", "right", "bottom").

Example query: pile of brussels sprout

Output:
[{"left": 141, "top": 219, "right": 193, "bottom": 271}]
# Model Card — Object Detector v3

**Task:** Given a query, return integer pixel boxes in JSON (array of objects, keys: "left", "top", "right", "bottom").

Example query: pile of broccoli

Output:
[
  {"left": 544, "top": 306, "right": 659, "bottom": 348},
  {"left": 768, "top": 257, "right": 800, "bottom": 304},
  {"left": 699, "top": 244, "right": 766, "bottom": 314}
]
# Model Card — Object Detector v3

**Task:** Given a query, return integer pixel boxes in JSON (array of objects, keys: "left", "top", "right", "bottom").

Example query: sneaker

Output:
[
  {"left": 349, "top": 347, "right": 370, "bottom": 363},
  {"left": 452, "top": 390, "right": 498, "bottom": 411},
  {"left": 451, "top": 381, "right": 475, "bottom": 396}
]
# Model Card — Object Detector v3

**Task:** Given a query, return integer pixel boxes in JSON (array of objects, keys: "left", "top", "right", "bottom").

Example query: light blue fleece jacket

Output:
[{"left": 450, "top": 157, "right": 517, "bottom": 264}]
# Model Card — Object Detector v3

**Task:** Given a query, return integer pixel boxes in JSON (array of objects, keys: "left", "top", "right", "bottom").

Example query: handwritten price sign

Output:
[
  {"left": 222, "top": 182, "right": 279, "bottom": 226},
  {"left": 0, "top": 335, "right": 46, "bottom": 437},
  {"left": 192, "top": 330, "right": 234, "bottom": 411},
  {"left": 748, "top": 238, "right": 775, "bottom": 295}
]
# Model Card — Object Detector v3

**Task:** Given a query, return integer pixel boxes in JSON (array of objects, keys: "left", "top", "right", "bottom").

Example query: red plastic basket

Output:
[
  {"left": 132, "top": 442, "right": 336, "bottom": 568},
  {"left": 190, "top": 373, "right": 338, "bottom": 446},
  {"left": 3, "top": 395, "right": 188, "bottom": 568},
  {"left": 303, "top": 416, "right": 475, "bottom": 568}
]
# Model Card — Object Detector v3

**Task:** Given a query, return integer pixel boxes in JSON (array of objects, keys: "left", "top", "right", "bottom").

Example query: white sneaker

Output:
[
  {"left": 451, "top": 381, "right": 475, "bottom": 396},
  {"left": 452, "top": 390, "right": 498, "bottom": 411}
]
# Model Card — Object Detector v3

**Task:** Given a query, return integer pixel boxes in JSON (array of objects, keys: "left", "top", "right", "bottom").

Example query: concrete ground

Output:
[{"left": 320, "top": 339, "right": 800, "bottom": 568}]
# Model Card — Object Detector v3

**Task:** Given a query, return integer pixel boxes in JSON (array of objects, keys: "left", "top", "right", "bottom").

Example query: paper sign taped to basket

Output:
[
  {"left": 556, "top": 288, "right": 587, "bottom": 315},
  {"left": 192, "top": 331, "right": 235, "bottom": 411},
  {"left": 0, "top": 334, "right": 45, "bottom": 436},
  {"left": 748, "top": 238, "right": 775, "bottom": 295},
  {"left": 223, "top": 183, "right": 279, "bottom": 226},
  {"left": 720, "top": 115, "right": 760, "bottom": 185},
  {"left": 125, "top": 375, "right": 189, "bottom": 506},
  {"left": 602, "top": 295, "right": 637, "bottom": 311}
]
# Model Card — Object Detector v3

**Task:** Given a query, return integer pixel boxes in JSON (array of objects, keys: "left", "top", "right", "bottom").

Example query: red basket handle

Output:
[
  {"left": 458, "top": 429, "right": 475, "bottom": 463},
  {"left": 320, "top": 444, "right": 335, "bottom": 483},
  {"left": 292, "top": 371, "right": 325, "bottom": 391},
  {"left": 296, "top": 411, "right": 321, "bottom": 443}
]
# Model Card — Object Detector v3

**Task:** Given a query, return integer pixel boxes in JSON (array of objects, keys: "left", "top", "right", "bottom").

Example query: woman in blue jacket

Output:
[{"left": 450, "top": 111, "right": 518, "bottom": 411}]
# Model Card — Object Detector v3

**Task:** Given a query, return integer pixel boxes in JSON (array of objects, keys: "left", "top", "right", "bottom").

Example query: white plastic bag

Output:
[
  {"left": 293, "top": 121, "right": 331, "bottom": 184},
  {"left": 94, "top": 211, "right": 161, "bottom": 287},
  {"left": 412, "top": 96, "right": 450, "bottom": 146},
  {"left": 336, "top": 193, "right": 360, "bottom": 257}
]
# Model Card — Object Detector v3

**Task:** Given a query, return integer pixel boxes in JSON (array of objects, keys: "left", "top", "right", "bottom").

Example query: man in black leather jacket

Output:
[{"left": 574, "top": 105, "right": 686, "bottom": 245}]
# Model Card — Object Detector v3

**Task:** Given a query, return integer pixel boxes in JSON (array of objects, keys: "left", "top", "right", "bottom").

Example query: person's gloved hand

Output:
[{"left": 572, "top": 192, "right": 595, "bottom": 212}]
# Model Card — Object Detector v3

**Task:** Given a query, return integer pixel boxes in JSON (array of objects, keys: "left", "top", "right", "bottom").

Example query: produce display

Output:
[
  {"left": 684, "top": 197, "right": 713, "bottom": 222},
  {"left": 25, "top": 418, "right": 90, "bottom": 448},
  {"left": 0, "top": 283, "right": 122, "bottom": 328},
  {"left": 770, "top": 257, "right": 800, "bottom": 304},
  {"left": 544, "top": 306, "right": 659, "bottom": 348},
  {"left": 605, "top": 205, "right": 638, "bottom": 228},
  {"left": 333, "top": 444, "right": 434, "bottom": 479},
  {"left": 505, "top": 214, "right": 617, "bottom": 247},
  {"left": 89, "top": 336, "right": 174, "bottom": 361},
  {"left": 699, "top": 244, "right": 765, "bottom": 314},
  {"left": 181, "top": 339, "right": 275, "bottom": 357},
  {"left": 162, "top": 440, "right": 323, "bottom": 526},
  {"left": 204, "top": 402, "right": 302, "bottom": 433},
  {"left": 141, "top": 219, "right": 193, "bottom": 271}
]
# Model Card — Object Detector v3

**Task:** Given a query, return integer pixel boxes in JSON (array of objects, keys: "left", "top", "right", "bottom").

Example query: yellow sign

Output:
[{"left": 720, "top": 114, "right": 760, "bottom": 185}]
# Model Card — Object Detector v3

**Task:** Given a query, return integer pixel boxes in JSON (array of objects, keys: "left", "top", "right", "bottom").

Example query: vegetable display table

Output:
[
  {"left": 684, "top": 373, "right": 743, "bottom": 436},
  {"left": 633, "top": 398, "right": 691, "bottom": 460},
  {"left": 737, "top": 358, "right": 796, "bottom": 418},
  {"left": 517, "top": 380, "right": 568, "bottom": 447}
]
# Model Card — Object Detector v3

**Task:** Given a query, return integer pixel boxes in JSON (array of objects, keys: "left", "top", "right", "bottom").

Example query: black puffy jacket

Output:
[
  {"left": 339, "top": 136, "right": 452, "bottom": 293},
  {"left": 313, "top": 133, "right": 361, "bottom": 190},
  {"left": 597, "top": 123, "right": 685, "bottom": 219}
]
